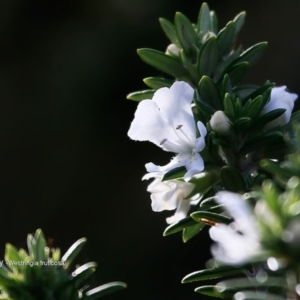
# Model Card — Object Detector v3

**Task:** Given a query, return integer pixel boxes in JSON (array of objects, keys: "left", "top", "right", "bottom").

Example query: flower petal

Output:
[
  {"left": 195, "top": 121, "right": 207, "bottom": 152},
  {"left": 153, "top": 81, "right": 196, "bottom": 142},
  {"left": 166, "top": 199, "right": 191, "bottom": 224},
  {"left": 184, "top": 152, "right": 204, "bottom": 181},
  {"left": 145, "top": 154, "right": 184, "bottom": 173},
  {"left": 127, "top": 99, "right": 180, "bottom": 152}
]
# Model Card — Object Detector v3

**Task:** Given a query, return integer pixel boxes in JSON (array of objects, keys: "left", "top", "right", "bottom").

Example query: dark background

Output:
[{"left": 0, "top": 1, "right": 299, "bottom": 299}]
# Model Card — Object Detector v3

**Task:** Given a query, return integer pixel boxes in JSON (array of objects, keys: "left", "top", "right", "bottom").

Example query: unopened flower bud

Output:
[
  {"left": 210, "top": 111, "right": 231, "bottom": 134},
  {"left": 166, "top": 44, "right": 180, "bottom": 57}
]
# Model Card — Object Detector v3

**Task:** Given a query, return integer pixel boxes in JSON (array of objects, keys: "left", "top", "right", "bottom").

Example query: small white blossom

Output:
[
  {"left": 261, "top": 86, "right": 298, "bottom": 129},
  {"left": 210, "top": 111, "right": 231, "bottom": 134},
  {"left": 209, "top": 191, "right": 262, "bottom": 265},
  {"left": 128, "top": 81, "right": 207, "bottom": 181},
  {"left": 166, "top": 44, "right": 180, "bottom": 57},
  {"left": 143, "top": 173, "right": 196, "bottom": 224}
]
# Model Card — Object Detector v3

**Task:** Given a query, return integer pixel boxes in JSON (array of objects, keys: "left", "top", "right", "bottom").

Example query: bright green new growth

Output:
[{"left": 0, "top": 229, "right": 126, "bottom": 300}]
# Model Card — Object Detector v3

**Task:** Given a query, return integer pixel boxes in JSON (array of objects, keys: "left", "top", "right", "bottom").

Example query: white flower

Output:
[
  {"left": 261, "top": 86, "right": 298, "bottom": 129},
  {"left": 210, "top": 111, "right": 231, "bottom": 134},
  {"left": 166, "top": 44, "right": 180, "bottom": 57},
  {"left": 143, "top": 173, "right": 196, "bottom": 224},
  {"left": 209, "top": 191, "right": 262, "bottom": 265},
  {"left": 128, "top": 81, "right": 207, "bottom": 181}
]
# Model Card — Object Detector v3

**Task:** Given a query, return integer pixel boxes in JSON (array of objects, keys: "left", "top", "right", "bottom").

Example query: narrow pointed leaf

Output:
[
  {"left": 221, "top": 166, "right": 246, "bottom": 192},
  {"left": 183, "top": 223, "right": 205, "bottom": 242},
  {"left": 182, "top": 265, "right": 245, "bottom": 283},
  {"left": 234, "top": 42, "right": 268, "bottom": 66},
  {"left": 252, "top": 109, "right": 286, "bottom": 129},
  {"left": 162, "top": 166, "right": 186, "bottom": 181},
  {"left": 242, "top": 82, "right": 275, "bottom": 103},
  {"left": 34, "top": 229, "right": 47, "bottom": 261},
  {"left": 198, "top": 76, "right": 222, "bottom": 110},
  {"left": 246, "top": 95, "right": 264, "bottom": 119},
  {"left": 210, "top": 11, "right": 218, "bottom": 33},
  {"left": 198, "top": 37, "right": 219, "bottom": 77},
  {"left": 233, "top": 85, "right": 258, "bottom": 99},
  {"left": 217, "top": 22, "right": 236, "bottom": 56},
  {"left": 240, "top": 131, "right": 282, "bottom": 154},
  {"left": 72, "top": 262, "right": 97, "bottom": 284},
  {"left": 126, "top": 90, "right": 155, "bottom": 101},
  {"left": 61, "top": 237, "right": 87, "bottom": 268},
  {"left": 220, "top": 74, "right": 232, "bottom": 99},
  {"left": 137, "top": 48, "right": 189, "bottom": 78},
  {"left": 223, "top": 93, "right": 235, "bottom": 119},
  {"left": 191, "top": 211, "right": 232, "bottom": 224},
  {"left": 143, "top": 77, "right": 173, "bottom": 89},
  {"left": 175, "top": 12, "right": 198, "bottom": 53},
  {"left": 233, "top": 11, "right": 246, "bottom": 34},
  {"left": 226, "top": 62, "right": 249, "bottom": 86},
  {"left": 217, "top": 277, "right": 287, "bottom": 291},
  {"left": 194, "top": 94, "right": 216, "bottom": 116},
  {"left": 159, "top": 18, "right": 179, "bottom": 46},
  {"left": 195, "top": 285, "right": 236, "bottom": 298},
  {"left": 234, "top": 117, "right": 252, "bottom": 131},
  {"left": 197, "top": 3, "right": 211, "bottom": 34},
  {"left": 85, "top": 282, "right": 127, "bottom": 299},
  {"left": 163, "top": 216, "right": 198, "bottom": 236}
]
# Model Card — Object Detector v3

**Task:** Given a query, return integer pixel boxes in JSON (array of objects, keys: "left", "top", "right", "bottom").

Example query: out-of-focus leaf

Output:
[
  {"left": 217, "top": 21, "right": 236, "bottom": 56},
  {"left": 221, "top": 166, "right": 246, "bottom": 192},
  {"left": 191, "top": 211, "right": 232, "bottom": 224},
  {"left": 126, "top": 90, "right": 155, "bottom": 101},
  {"left": 175, "top": 12, "right": 198, "bottom": 53},
  {"left": 182, "top": 265, "right": 245, "bottom": 283},
  {"left": 85, "top": 282, "right": 127, "bottom": 299},
  {"left": 159, "top": 18, "right": 179, "bottom": 46},
  {"left": 143, "top": 77, "right": 173, "bottom": 89},
  {"left": 137, "top": 48, "right": 189, "bottom": 78}
]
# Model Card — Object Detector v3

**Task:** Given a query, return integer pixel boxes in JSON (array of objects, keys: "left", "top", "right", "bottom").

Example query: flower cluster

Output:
[{"left": 128, "top": 81, "right": 297, "bottom": 223}]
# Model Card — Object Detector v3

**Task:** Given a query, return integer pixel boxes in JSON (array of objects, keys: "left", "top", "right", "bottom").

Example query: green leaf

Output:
[
  {"left": 159, "top": 18, "right": 179, "bottom": 46},
  {"left": 85, "top": 282, "right": 127, "bottom": 299},
  {"left": 175, "top": 12, "right": 198, "bottom": 53},
  {"left": 225, "top": 62, "right": 249, "bottom": 86},
  {"left": 252, "top": 109, "right": 286, "bottom": 130},
  {"left": 162, "top": 166, "right": 186, "bottom": 181},
  {"left": 223, "top": 93, "right": 235, "bottom": 120},
  {"left": 210, "top": 11, "right": 218, "bottom": 33},
  {"left": 198, "top": 37, "right": 219, "bottom": 77},
  {"left": 234, "top": 42, "right": 268, "bottom": 66},
  {"left": 242, "top": 82, "right": 275, "bottom": 103},
  {"left": 260, "top": 159, "right": 294, "bottom": 178},
  {"left": 27, "top": 234, "right": 37, "bottom": 259},
  {"left": 217, "top": 21, "right": 236, "bottom": 56},
  {"left": 195, "top": 285, "right": 235, "bottom": 298},
  {"left": 220, "top": 74, "right": 232, "bottom": 99},
  {"left": 197, "top": 3, "right": 211, "bottom": 34},
  {"left": 143, "top": 77, "right": 173, "bottom": 89},
  {"left": 240, "top": 131, "right": 282, "bottom": 154},
  {"left": 220, "top": 166, "right": 246, "bottom": 192},
  {"left": 137, "top": 48, "right": 189, "bottom": 78},
  {"left": 217, "top": 277, "right": 286, "bottom": 291},
  {"left": 246, "top": 95, "right": 264, "bottom": 120},
  {"left": 233, "top": 11, "right": 246, "bottom": 34},
  {"left": 182, "top": 265, "right": 245, "bottom": 283},
  {"left": 163, "top": 216, "right": 198, "bottom": 236},
  {"left": 234, "top": 117, "right": 252, "bottom": 131},
  {"left": 126, "top": 90, "right": 155, "bottom": 101},
  {"left": 200, "top": 196, "right": 217, "bottom": 207},
  {"left": 198, "top": 76, "right": 222, "bottom": 110},
  {"left": 233, "top": 291, "right": 286, "bottom": 300},
  {"left": 194, "top": 91, "right": 216, "bottom": 116},
  {"left": 34, "top": 229, "right": 47, "bottom": 261},
  {"left": 233, "top": 85, "right": 258, "bottom": 99},
  {"left": 61, "top": 237, "right": 87, "bottom": 268},
  {"left": 191, "top": 211, "right": 232, "bottom": 225},
  {"left": 182, "top": 223, "right": 205, "bottom": 242}
]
